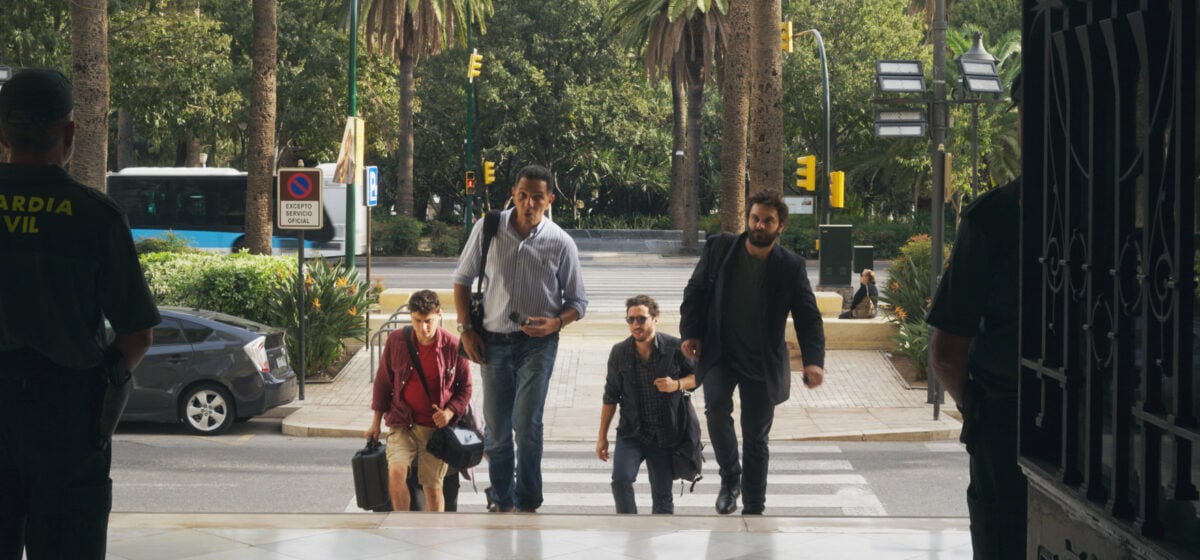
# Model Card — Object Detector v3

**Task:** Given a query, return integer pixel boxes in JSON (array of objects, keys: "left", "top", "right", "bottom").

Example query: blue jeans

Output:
[
  {"left": 611, "top": 437, "right": 675, "bottom": 514},
  {"left": 481, "top": 332, "right": 559, "bottom": 511}
]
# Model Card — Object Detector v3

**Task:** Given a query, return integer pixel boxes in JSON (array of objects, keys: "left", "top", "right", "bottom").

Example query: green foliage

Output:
[
  {"left": 698, "top": 214, "right": 721, "bottom": 237},
  {"left": 889, "top": 320, "right": 929, "bottom": 381},
  {"left": 139, "top": 252, "right": 292, "bottom": 325},
  {"left": 852, "top": 220, "right": 931, "bottom": 260},
  {"left": 371, "top": 215, "right": 425, "bottom": 255},
  {"left": 135, "top": 232, "right": 201, "bottom": 255},
  {"left": 878, "top": 235, "right": 952, "bottom": 379},
  {"left": 267, "top": 259, "right": 375, "bottom": 377},
  {"left": 427, "top": 221, "right": 465, "bottom": 256},
  {"left": 569, "top": 214, "right": 672, "bottom": 230},
  {"left": 879, "top": 235, "right": 949, "bottom": 326}
]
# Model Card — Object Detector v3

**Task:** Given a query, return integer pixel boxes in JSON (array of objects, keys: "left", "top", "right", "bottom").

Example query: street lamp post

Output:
[
  {"left": 873, "top": 27, "right": 1004, "bottom": 420},
  {"left": 796, "top": 29, "right": 832, "bottom": 224}
]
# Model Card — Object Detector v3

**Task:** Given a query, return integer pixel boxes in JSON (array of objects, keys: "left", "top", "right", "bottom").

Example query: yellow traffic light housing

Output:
[
  {"left": 795, "top": 155, "right": 816, "bottom": 191},
  {"left": 829, "top": 171, "right": 845, "bottom": 208},
  {"left": 483, "top": 160, "right": 496, "bottom": 185},
  {"left": 467, "top": 49, "right": 484, "bottom": 81},
  {"left": 465, "top": 171, "right": 476, "bottom": 195},
  {"left": 781, "top": 21, "right": 794, "bottom": 53}
]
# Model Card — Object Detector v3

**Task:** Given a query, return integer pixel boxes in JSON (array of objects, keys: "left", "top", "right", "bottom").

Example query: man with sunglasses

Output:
[
  {"left": 680, "top": 189, "right": 826, "bottom": 515},
  {"left": 596, "top": 295, "right": 695, "bottom": 514}
]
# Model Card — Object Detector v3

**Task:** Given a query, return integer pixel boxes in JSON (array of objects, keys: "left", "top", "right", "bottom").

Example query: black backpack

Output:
[{"left": 671, "top": 391, "right": 705, "bottom": 492}]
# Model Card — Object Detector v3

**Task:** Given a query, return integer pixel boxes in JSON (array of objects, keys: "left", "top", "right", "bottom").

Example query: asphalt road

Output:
[{"left": 111, "top": 417, "right": 967, "bottom": 517}]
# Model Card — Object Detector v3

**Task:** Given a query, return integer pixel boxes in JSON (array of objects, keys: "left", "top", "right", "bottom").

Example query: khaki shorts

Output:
[{"left": 386, "top": 425, "right": 449, "bottom": 489}]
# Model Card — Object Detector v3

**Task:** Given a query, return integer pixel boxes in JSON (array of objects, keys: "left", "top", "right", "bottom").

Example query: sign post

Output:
[
  {"left": 363, "top": 166, "right": 378, "bottom": 351},
  {"left": 277, "top": 168, "right": 324, "bottom": 401}
]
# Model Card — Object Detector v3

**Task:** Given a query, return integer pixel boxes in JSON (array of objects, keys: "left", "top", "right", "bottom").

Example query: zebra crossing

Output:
[{"left": 349, "top": 442, "right": 891, "bottom": 516}]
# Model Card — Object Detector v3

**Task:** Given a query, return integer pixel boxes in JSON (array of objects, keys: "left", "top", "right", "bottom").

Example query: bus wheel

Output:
[{"left": 232, "top": 236, "right": 247, "bottom": 253}]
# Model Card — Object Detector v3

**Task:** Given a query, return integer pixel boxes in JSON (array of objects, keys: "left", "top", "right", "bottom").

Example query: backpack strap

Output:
[{"left": 474, "top": 210, "right": 502, "bottom": 296}]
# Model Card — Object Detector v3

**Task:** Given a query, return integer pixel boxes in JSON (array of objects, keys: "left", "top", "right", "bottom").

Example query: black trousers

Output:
[
  {"left": 0, "top": 360, "right": 111, "bottom": 560},
  {"left": 702, "top": 364, "right": 775, "bottom": 512},
  {"left": 961, "top": 382, "right": 1027, "bottom": 559}
]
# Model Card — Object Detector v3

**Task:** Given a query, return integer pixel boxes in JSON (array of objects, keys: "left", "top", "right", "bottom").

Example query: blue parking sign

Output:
[{"left": 365, "top": 166, "right": 379, "bottom": 207}]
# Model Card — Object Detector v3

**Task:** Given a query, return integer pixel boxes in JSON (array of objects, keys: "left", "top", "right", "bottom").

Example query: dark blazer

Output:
[
  {"left": 603, "top": 332, "right": 693, "bottom": 440},
  {"left": 680, "top": 232, "right": 825, "bottom": 405}
]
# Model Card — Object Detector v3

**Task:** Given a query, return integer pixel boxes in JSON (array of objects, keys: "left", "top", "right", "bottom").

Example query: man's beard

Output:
[{"left": 747, "top": 229, "right": 779, "bottom": 248}]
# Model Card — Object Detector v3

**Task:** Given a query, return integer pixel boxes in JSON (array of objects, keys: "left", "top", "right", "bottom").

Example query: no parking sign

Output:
[{"left": 278, "top": 168, "right": 324, "bottom": 230}]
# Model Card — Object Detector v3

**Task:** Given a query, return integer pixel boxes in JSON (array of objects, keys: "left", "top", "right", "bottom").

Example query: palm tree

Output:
[
  {"left": 718, "top": 0, "right": 751, "bottom": 233},
  {"left": 364, "top": 0, "right": 493, "bottom": 218},
  {"left": 245, "top": 0, "right": 278, "bottom": 255},
  {"left": 747, "top": 0, "right": 782, "bottom": 194},
  {"left": 69, "top": 0, "right": 108, "bottom": 190},
  {"left": 609, "top": 0, "right": 727, "bottom": 253}
]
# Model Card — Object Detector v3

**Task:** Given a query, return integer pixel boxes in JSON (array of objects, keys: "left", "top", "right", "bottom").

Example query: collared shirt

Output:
[
  {"left": 0, "top": 164, "right": 160, "bottom": 369},
  {"left": 452, "top": 208, "right": 588, "bottom": 334},
  {"left": 631, "top": 340, "right": 673, "bottom": 447}
]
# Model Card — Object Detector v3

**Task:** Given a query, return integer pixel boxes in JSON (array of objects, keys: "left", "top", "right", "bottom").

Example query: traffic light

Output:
[
  {"left": 781, "top": 21, "right": 794, "bottom": 53},
  {"left": 483, "top": 160, "right": 496, "bottom": 185},
  {"left": 795, "top": 155, "right": 816, "bottom": 191},
  {"left": 467, "top": 49, "right": 484, "bottom": 81},
  {"left": 465, "top": 171, "right": 476, "bottom": 195},
  {"left": 829, "top": 171, "right": 845, "bottom": 208}
]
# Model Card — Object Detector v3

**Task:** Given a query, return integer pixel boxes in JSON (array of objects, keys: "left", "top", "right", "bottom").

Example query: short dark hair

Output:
[
  {"left": 625, "top": 294, "right": 659, "bottom": 318},
  {"left": 408, "top": 290, "right": 441, "bottom": 315},
  {"left": 516, "top": 164, "right": 554, "bottom": 191},
  {"left": 746, "top": 190, "right": 789, "bottom": 224},
  {"left": 0, "top": 68, "right": 74, "bottom": 153}
]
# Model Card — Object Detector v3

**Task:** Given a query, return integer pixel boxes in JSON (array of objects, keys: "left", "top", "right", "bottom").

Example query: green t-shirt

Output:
[{"left": 720, "top": 242, "right": 767, "bottom": 380}]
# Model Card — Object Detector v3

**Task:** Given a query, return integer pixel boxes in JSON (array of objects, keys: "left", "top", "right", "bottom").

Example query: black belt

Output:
[{"left": 485, "top": 330, "right": 528, "bottom": 341}]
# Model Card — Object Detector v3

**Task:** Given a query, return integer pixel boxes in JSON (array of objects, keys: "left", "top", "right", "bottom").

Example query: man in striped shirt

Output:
[{"left": 453, "top": 164, "right": 588, "bottom": 513}]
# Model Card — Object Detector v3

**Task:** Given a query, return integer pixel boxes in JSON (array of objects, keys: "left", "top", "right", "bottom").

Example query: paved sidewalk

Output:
[{"left": 282, "top": 331, "right": 960, "bottom": 442}]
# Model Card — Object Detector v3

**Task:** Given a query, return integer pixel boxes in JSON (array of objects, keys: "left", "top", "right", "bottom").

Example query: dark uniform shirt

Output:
[
  {"left": 926, "top": 179, "right": 1020, "bottom": 397},
  {"left": 0, "top": 164, "right": 160, "bottom": 370},
  {"left": 720, "top": 243, "right": 766, "bottom": 381}
]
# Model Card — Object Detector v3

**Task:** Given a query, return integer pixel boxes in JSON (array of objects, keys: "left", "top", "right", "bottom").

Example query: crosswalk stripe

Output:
[
  {"left": 539, "top": 473, "right": 866, "bottom": 485},
  {"left": 511, "top": 458, "right": 854, "bottom": 471},
  {"left": 546, "top": 443, "right": 844, "bottom": 454}
]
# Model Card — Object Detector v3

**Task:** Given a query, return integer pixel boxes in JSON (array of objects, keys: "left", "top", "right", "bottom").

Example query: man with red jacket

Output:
[{"left": 366, "top": 290, "right": 472, "bottom": 512}]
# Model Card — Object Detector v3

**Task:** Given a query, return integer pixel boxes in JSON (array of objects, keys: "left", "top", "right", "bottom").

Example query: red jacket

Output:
[{"left": 371, "top": 327, "right": 472, "bottom": 428}]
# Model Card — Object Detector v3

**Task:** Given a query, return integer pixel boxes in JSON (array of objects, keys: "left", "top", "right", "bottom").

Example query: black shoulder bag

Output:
[
  {"left": 403, "top": 327, "right": 485, "bottom": 470},
  {"left": 468, "top": 210, "right": 502, "bottom": 333}
]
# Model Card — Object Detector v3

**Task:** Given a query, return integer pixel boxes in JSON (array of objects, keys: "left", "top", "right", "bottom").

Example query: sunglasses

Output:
[{"left": 625, "top": 316, "right": 650, "bottom": 325}]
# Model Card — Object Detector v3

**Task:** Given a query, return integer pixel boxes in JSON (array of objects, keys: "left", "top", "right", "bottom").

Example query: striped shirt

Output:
[{"left": 452, "top": 208, "right": 588, "bottom": 334}]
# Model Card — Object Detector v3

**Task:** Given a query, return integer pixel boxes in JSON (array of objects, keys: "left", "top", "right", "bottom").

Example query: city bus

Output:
[{"left": 106, "top": 166, "right": 368, "bottom": 257}]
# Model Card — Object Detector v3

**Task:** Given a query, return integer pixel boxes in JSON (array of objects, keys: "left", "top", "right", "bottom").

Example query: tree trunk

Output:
[
  {"left": 396, "top": 47, "right": 416, "bottom": 217},
  {"left": 116, "top": 108, "right": 136, "bottom": 170},
  {"left": 668, "top": 65, "right": 686, "bottom": 231},
  {"left": 69, "top": 0, "right": 109, "bottom": 190},
  {"left": 245, "top": 0, "right": 277, "bottom": 255},
  {"left": 681, "top": 23, "right": 704, "bottom": 254},
  {"left": 719, "top": 0, "right": 751, "bottom": 233},
  {"left": 747, "top": 0, "right": 784, "bottom": 193}
]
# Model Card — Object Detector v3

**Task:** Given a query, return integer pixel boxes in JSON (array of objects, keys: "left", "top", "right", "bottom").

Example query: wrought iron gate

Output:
[{"left": 1020, "top": 0, "right": 1198, "bottom": 557}]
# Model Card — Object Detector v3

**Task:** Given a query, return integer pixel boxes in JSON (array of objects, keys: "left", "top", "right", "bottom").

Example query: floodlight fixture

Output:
[
  {"left": 955, "top": 32, "right": 1002, "bottom": 94},
  {"left": 875, "top": 60, "right": 926, "bottom": 93},
  {"left": 874, "top": 109, "right": 926, "bottom": 138}
]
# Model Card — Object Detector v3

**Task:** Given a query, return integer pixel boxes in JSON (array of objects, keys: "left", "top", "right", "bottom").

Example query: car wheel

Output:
[{"left": 181, "top": 384, "right": 235, "bottom": 435}]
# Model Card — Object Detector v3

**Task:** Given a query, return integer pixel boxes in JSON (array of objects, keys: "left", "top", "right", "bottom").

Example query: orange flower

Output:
[
  {"left": 348, "top": 307, "right": 358, "bottom": 316},
  {"left": 313, "top": 297, "right": 321, "bottom": 309},
  {"left": 895, "top": 306, "right": 908, "bottom": 320},
  {"left": 336, "top": 277, "right": 348, "bottom": 288},
  {"left": 305, "top": 274, "right": 314, "bottom": 286}
]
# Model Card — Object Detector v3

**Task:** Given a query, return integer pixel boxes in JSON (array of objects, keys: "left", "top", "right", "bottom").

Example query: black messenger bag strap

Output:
[{"left": 402, "top": 326, "right": 440, "bottom": 413}]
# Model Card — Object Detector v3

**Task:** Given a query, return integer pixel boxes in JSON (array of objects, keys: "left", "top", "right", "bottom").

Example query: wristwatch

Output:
[{"left": 457, "top": 323, "right": 473, "bottom": 333}]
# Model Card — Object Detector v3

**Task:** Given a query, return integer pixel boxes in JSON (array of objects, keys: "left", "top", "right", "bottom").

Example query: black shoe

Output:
[
  {"left": 715, "top": 482, "right": 741, "bottom": 515},
  {"left": 742, "top": 507, "right": 764, "bottom": 515}
]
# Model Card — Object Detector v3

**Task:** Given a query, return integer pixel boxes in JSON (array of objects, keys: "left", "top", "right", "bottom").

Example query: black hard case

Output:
[{"left": 352, "top": 439, "right": 392, "bottom": 512}]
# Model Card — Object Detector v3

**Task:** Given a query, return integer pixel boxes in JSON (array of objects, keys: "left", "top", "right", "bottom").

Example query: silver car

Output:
[{"left": 121, "top": 307, "right": 298, "bottom": 434}]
